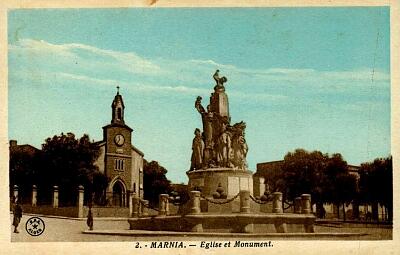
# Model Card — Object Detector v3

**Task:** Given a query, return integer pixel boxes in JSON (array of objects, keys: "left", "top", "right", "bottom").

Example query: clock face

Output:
[{"left": 114, "top": 134, "right": 125, "bottom": 146}]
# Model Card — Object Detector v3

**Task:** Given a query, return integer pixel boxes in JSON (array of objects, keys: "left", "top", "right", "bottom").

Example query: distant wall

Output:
[
  {"left": 17, "top": 204, "right": 79, "bottom": 218},
  {"left": 94, "top": 144, "right": 106, "bottom": 174},
  {"left": 83, "top": 206, "right": 129, "bottom": 218}
]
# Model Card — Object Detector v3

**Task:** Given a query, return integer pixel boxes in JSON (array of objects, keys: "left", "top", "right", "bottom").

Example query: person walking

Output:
[
  {"left": 87, "top": 206, "right": 93, "bottom": 231},
  {"left": 12, "top": 199, "right": 23, "bottom": 233}
]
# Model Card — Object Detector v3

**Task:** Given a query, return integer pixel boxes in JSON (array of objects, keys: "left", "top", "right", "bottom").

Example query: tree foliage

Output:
[
  {"left": 278, "top": 149, "right": 357, "bottom": 218},
  {"left": 10, "top": 133, "right": 106, "bottom": 205},
  {"left": 143, "top": 160, "right": 172, "bottom": 206},
  {"left": 359, "top": 156, "right": 392, "bottom": 221},
  {"left": 170, "top": 183, "right": 190, "bottom": 205},
  {"left": 282, "top": 149, "right": 328, "bottom": 201},
  {"left": 9, "top": 147, "right": 41, "bottom": 203}
]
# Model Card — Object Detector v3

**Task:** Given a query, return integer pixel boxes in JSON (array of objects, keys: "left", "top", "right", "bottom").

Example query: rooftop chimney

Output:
[{"left": 10, "top": 140, "right": 17, "bottom": 148}]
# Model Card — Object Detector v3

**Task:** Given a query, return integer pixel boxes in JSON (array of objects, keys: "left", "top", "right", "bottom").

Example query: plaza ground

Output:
[{"left": 10, "top": 214, "right": 392, "bottom": 242}]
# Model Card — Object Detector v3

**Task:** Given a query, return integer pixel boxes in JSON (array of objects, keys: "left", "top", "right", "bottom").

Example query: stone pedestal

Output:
[
  {"left": 131, "top": 193, "right": 139, "bottom": 218},
  {"left": 158, "top": 194, "right": 169, "bottom": 216},
  {"left": 31, "top": 185, "right": 37, "bottom": 207},
  {"left": 301, "top": 194, "right": 311, "bottom": 214},
  {"left": 141, "top": 200, "right": 149, "bottom": 217},
  {"left": 240, "top": 190, "right": 251, "bottom": 213},
  {"left": 210, "top": 88, "right": 229, "bottom": 119},
  {"left": 272, "top": 192, "right": 283, "bottom": 213},
  {"left": 13, "top": 185, "right": 19, "bottom": 202},
  {"left": 53, "top": 185, "right": 59, "bottom": 208},
  {"left": 78, "top": 185, "right": 84, "bottom": 218},
  {"left": 294, "top": 197, "right": 302, "bottom": 214},
  {"left": 187, "top": 168, "right": 253, "bottom": 198},
  {"left": 189, "top": 191, "right": 201, "bottom": 214}
]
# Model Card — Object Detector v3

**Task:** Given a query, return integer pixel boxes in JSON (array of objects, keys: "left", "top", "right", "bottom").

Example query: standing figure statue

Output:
[
  {"left": 213, "top": 69, "right": 228, "bottom": 87},
  {"left": 190, "top": 128, "right": 205, "bottom": 170},
  {"left": 216, "top": 122, "right": 232, "bottom": 167},
  {"left": 195, "top": 96, "right": 205, "bottom": 114},
  {"left": 231, "top": 121, "right": 248, "bottom": 169},
  {"left": 213, "top": 70, "right": 220, "bottom": 84}
]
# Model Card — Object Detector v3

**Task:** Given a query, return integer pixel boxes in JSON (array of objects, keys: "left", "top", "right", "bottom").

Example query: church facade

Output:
[{"left": 94, "top": 89, "right": 144, "bottom": 207}]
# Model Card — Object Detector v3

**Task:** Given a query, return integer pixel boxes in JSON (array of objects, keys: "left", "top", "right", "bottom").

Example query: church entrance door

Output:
[{"left": 112, "top": 182, "right": 124, "bottom": 207}]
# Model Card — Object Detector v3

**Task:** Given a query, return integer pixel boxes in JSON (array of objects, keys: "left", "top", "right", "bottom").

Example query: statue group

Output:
[{"left": 190, "top": 70, "right": 248, "bottom": 171}]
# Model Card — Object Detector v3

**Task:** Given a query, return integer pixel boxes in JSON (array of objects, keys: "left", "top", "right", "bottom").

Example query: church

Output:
[{"left": 94, "top": 88, "right": 144, "bottom": 207}]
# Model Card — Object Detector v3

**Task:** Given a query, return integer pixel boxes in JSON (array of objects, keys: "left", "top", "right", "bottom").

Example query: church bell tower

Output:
[
  {"left": 102, "top": 86, "right": 134, "bottom": 206},
  {"left": 111, "top": 86, "right": 125, "bottom": 125}
]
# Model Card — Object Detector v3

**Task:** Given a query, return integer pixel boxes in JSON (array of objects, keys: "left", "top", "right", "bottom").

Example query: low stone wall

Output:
[
  {"left": 128, "top": 191, "right": 315, "bottom": 233},
  {"left": 200, "top": 199, "right": 262, "bottom": 214},
  {"left": 82, "top": 204, "right": 175, "bottom": 218},
  {"left": 18, "top": 204, "right": 79, "bottom": 218},
  {"left": 83, "top": 206, "right": 130, "bottom": 218},
  {"left": 14, "top": 204, "right": 146, "bottom": 218},
  {"left": 128, "top": 213, "right": 315, "bottom": 233}
]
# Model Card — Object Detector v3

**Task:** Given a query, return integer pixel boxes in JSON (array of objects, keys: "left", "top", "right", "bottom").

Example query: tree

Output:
[
  {"left": 281, "top": 149, "right": 357, "bottom": 219},
  {"left": 36, "top": 132, "right": 102, "bottom": 205},
  {"left": 143, "top": 160, "right": 172, "bottom": 206},
  {"left": 9, "top": 147, "right": 41, "bottom": 203},
  {"left": 262, "top": 161, "right": 285, "bottom": 195},
  {"left": 359, "top": 156, "right": 392, "bottom": 221},
  {"left": 170, "top": 183, "right": 190, "bottom": 205},
  {"left": 324, "top": 153, "right": 357, "bottom": 220},
  {"left": 282, "top": 149, "right": 328, "bottom": 202}
]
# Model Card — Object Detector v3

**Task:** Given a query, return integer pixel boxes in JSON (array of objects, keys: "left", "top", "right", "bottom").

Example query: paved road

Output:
[
  {"left": 10, "top": 214, "right": 392, "bottom": 242},
  {"left": 11, "top": 214, "right": 131, "bottom": 242}
]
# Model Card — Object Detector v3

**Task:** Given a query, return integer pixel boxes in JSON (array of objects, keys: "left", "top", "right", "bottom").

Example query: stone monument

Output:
[{"left": 187, "top": 70, "right": 253, "bottom": 197}]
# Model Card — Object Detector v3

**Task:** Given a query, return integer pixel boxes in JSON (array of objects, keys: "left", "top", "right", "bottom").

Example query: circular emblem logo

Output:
[{"left": 25, "top": 217, "right": 45, "bottom": 236}]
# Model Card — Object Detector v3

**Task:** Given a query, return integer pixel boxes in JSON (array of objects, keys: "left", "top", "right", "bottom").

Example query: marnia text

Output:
[{"left": 149, "top": 241, "right": 273, "bottom": 249}]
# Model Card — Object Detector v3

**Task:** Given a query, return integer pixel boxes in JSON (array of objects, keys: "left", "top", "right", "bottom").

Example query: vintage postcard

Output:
[{"left": 0, "top": 1, "right": 398, "bottom": 254}]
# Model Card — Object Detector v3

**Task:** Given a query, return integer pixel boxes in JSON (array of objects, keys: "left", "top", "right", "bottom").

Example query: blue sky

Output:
[{"left": 8, "top": 8, "right": 390, "bottom": 183}]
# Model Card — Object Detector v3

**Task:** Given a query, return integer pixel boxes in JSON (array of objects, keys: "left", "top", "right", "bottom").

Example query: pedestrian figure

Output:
[
  {"left": 322, "top": 206, "right": 326, "bottom": 219},
  {"left": 366, "top": 211, "right": 372, "bottom": 222},
  {"left": 87, "top": 206, "right": 93, "bottom": 231},
  {"left": 12, "top": 198, "right": 23, "bottom": 233}
]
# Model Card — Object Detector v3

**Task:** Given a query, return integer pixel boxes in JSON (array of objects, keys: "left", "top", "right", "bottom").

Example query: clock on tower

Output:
[{"left": 114, "top": 134, "right": 125, "bottom": 146}]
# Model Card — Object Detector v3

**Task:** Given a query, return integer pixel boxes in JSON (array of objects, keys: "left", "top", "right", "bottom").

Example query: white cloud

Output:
[
  {"left": 9, "top": 38, "right": 390, "bottom": 103},
  {"left": 57, "top": 72, "right": 118, "bottom": 86},
  {"left": 9, "top": 39, "right": 161, "bottom": 76}
]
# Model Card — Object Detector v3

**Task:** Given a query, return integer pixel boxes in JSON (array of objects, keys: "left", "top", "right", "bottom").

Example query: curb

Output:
[
  {"left": 11, "top": 212, "right": 129, "bottom": 221},
  {"left": 82, "top": 229, "right": 369, "bottom": 238}
]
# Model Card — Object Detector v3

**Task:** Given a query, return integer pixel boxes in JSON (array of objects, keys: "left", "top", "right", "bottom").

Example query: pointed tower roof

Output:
[
  {"left": 109, "top": 86, "right": 128, "bottom": 126},
  {"left": 111, "top": 86, "right": 125, "bottom": 109}
]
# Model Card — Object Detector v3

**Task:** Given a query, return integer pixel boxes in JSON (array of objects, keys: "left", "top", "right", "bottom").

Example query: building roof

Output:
[
  {"left": 112, "top": 92, "right": 125, "bottom": 109},
  {"left": 93, "top": 140, "right": 144, "bottom": 157},
  {"left": 9, "top": 142, "right": 40, "bottom": 156},
  {"left": 93, "top": 140, "right": 106, "bottom": 146},
  {"left": 257, "top": 160, "right": 284, "bottom": 167},
  {"left": 132, "top": 145, "right": 144, "bottom": 157},
  {"left": 102, "top": 123, "right": 133, "bottom": 132}
]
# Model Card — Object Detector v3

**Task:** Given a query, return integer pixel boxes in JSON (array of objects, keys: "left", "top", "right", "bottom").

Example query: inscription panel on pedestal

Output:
[
  {"left": 228, "top": 177, "right": 240, "bottom": 195},
  {"left": 240, "top": 177, "right": 249, "bottom": 191}
]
